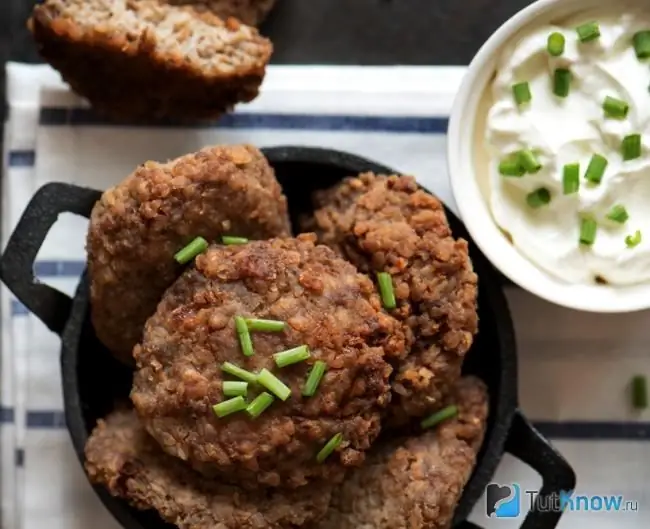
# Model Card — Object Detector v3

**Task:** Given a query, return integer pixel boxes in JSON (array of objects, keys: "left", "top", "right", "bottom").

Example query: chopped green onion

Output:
[
  {"left": 174, "top": 236, "right": 208, "bottom": 264},
  {"left": 245, "top": 318, "right": 286, "bottom": 332},
  {"left": 563, "top": 163, "right": 580, "bottom": 195},
  {"left": 222, "top": 236, "right": 249, "bottom": 245},
  {"left": 257, "top": 368, "right": 291, "bottom": 401},
  {"left": 223, "top": 381, "right": 248, "bottom": 397},
  {"left": 498, "top": 158, "right": 525, "bottom": 177},
  {"left": 376, "top": 272, "right": 396, "bottom": 309},
  {"left": 235, "top": 316, "right": 254, "bottom": 357},
  {"left": 579, "top": 218, "right": 597, "bottom": 246},
  {"left": 626, "top": 230, "right": 642, "bottom": 248},
  {"left": 606, "top": 204, "right": 629, "bottom": 224},
  {"left": 632, "top": 375, "right": 648, "bottom": 409},
  {"left": 274, "top": 345, "right": 311, "bottom": 368},
  {"left": 420, "top": 405, "right": 459, "bottom": 429},
  {"left": 547, "top": 32, "right": 566, "bottom": 56},
  {"left": 633, "top": 31, "right": 650, "bottom": 60},
  {"left": 246, "top": 392, "right": 275, "bottom": 418},
  {"left": 221, "top": 362, "right": 257, "bottom": 384},
  {"left": 603, "top": 96, "right": 629, "bottom": 119},
  {"left": 553, "top": 68, "right": 571, "bottom": 98},
  {"left": 512, "top": 82, "right": 532, "bottom": 106},
  {"left": 212, "top": 396, "right": 247, "bottom": 418},
  {"left": 302, "top": 361, "right": 328, "bottom": 397},
  {"left": 584, "top": 154, "right": 608, "bottom": 184},
  {"left": 526, "top": 188, "right": 551, "bottom": 209},
  {"left": 622, "top": 134, "right": 642, "bottom": 161},
  {"left": 519, "top": 149, "right": 542, "bottom": 173},
  {"left": 316, "top": 433, "right": 343, "bottom": 463},
  {"left": 576, "top": 21, "right": 600, "bottom": 43}
]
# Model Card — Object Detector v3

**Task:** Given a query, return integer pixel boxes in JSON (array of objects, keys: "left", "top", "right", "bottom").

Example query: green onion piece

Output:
[
  {"left": 526, "top": 188, "right": 551, "bottom": 209},
  {"left": 420, "top": 405, "right": 459, "bottom": 429},
  {"left": 246, "top": 392, "right": 275, "bottom": 418},
  {"left": 547, "top": 32, "right": 566, "bottom": 56},
  {"left": 512, "top": 82, "right": 532, "bottom": 106},
  {"left": 518, "top": 149, "right": 542, "bottom": 173},
  {"left": 553, "top": 68, "right": 571, "bottom": 98},
  {"left": 633, "top": 31, "right": 650, "bottom": 59},
  {"left": 603, "top": 96, "right": 629, "bottom": 119},
  {"left": 576, "top": 21, "right": 600, "bottom": 42},
  {"left": 223, "top": 380, "right": 248, "bottom": 397},
  {"left": 235, "top": 316, "right": 254, "bottom": 357},
  {"left": 302, "top": 360, "right": 328, "bottom": 397},
  {"left": 257, "top": 368, "right": 291, "bottom": 401},
  {"left": 626, "top": 230, "right": 642, "bottom": 248},
  {"left": 498, "top": 158, "right": 525, "bottom": 177},
  {"left": 222, "top": 236, "right": 249, "bottom": 245},
  {"left": 376, "top": 272, "right": 396, "bottom": 309},
  {"left": 174, "top": 236, "right": 208, "bottom": 264},
  {"left": 212, "top": 396, "right": 247, "bottom": 418},
  {"left": 606, "top": 204, "right": 629, "bottom": 224},
  {"left": 562, "top": 163, "right": 580, "bottom": 195},
  {"left": 579, "top": 218, "right": 597, "bottom": 246},
  {"left": 622, "top": 134, "right": 642, "bottom": 161},
  {"left": 221, "top": 362, "right": 257, "bottom": 384},
  {"left": 245, "top": 318, "right": 286, "bottom": 332},
  {"left": 584, "top": 154, "right": 608, "bottom": 184},
  {"left": 274, "top": 345, "right": 311, "bottom": 368},
  {"left": 632, "top": 375, "right": 648, "bottom": 409},
  {"left": 316, "top": 433, "right": 343, "bottom": 463}
]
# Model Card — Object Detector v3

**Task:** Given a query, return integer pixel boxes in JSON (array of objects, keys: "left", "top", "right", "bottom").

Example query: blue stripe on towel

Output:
[
  {"left": 26, "top": 410, "right": 66, "bottom": 429},
  {"left": 8, "top": 150, "right": 36, "bottom": 167},
  {"left": 15, "top": 448, "right": 24, "bottom": 467},
  {"left": 0, "top": 407, "right": 15, "bottom": 423},
  {"left": 39, "top": 107, "right": 449, "bottom": 133}
]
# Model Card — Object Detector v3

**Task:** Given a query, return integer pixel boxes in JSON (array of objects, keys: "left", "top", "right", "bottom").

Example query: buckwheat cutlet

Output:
[
  {"left": 29, "top": 0, "right": 273, "bottom": 122},
  {"left": 163, "top": 0, "right": 278, "bottom": 27}
]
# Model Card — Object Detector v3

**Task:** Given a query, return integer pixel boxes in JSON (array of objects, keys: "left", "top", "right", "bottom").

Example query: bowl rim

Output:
[{"left": 447, "top": 0, "right": 650, "bottom": 313}]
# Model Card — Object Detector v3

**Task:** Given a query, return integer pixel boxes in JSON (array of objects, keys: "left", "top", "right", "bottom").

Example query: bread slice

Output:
[
  {"left": 29, "top": 0, "right": 273, "bottom": 121},
  {"left": 163, "top": 0, "right": 278, "bottom": 27}
]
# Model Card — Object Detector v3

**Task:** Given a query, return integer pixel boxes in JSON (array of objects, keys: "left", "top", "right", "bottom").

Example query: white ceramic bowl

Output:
[{"left": 447, "top": 0, "right": 650, "bottom": 313}]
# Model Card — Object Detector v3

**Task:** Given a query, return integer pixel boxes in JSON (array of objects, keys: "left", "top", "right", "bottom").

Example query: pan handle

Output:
[
  {"left": 456, "top": 409, "right": 576, "bottom": 529},
  {"left": 0, "top": 182, "right": 101, "bottom": 336}
]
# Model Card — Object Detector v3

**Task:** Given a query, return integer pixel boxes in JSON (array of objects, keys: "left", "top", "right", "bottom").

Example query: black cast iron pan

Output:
[{"left": 0, "top": 146, "right": 575, "bottom": 529}]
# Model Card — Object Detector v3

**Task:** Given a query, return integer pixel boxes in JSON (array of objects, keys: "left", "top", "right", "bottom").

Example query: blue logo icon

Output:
[{"left": 486, "top": 483, "right": 521, "bottom": 518}]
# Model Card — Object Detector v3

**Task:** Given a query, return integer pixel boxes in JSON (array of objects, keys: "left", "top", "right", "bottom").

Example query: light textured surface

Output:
[{"left": 1, "top": 62, "right": 649, "bottom": 529}]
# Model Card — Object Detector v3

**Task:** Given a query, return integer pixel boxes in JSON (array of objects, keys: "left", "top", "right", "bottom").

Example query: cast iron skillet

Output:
[{"left": 0, "top": 146, "right": 575, "bottom": 529}]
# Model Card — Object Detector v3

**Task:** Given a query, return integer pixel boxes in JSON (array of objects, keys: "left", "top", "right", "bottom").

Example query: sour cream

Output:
[{"left": 485, "top": 12, "right": 650, "bottom": 285}]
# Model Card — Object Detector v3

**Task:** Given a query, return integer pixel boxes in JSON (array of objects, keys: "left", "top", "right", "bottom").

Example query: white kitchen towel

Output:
[{"left": 3, "top": 61, "right": 650, "bottom": 529}]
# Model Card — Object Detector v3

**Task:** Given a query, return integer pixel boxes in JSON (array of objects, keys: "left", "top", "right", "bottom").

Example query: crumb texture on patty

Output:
[
  {"left": 304, "top": 174, "right": 479, "bottom": 424},
  {"left": 163, "top": 0, "right": 278, "bottom": 26},
  {"left": 131, "top": 235, "right": 406, "bottom": 488},
  {"left": 29, "top": 0, "right": 273, "bottom": 120},
  {"left": 315, "top": 376, "right": 489, "bottom": 529},
  {"left": 87, "top": 144, "right": 291, "bottom": 363},
  {"left": 85, "top": 408, "right": 333, "bottom": 529}
]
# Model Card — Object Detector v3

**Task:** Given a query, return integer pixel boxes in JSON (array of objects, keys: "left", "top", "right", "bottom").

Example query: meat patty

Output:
[
  {"left": 163, "top": 0, "right": 277, "bottom": 26},
  {"left": 85, "top": 408, "right": 333, "bottom": 529},
  {"left": 29, "top": 0, "right": 272, "bottom": 122},
  {"left": 315, "top": 376, "right": 489, "bottom": 529},
  {"left": 303, "top": 174, "right": 479, "bottom": 425},
  {"left": 87, "top": 144, "right": 291, "bottom": 364},
  {"left": 130, "top": 234, "right": 407, "bottom": 488}
]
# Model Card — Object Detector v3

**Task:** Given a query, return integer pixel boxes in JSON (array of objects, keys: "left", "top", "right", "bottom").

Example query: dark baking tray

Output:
[{"left": 0, "top": 146, "right": 575, "bottom": 529}]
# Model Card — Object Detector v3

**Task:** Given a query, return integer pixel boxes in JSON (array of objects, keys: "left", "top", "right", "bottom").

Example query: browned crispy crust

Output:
[
  {"left": 29, "top": 3, "right": 273, "bottom": 122},
  {"left": 131, "top": 234, "right": 407, "bottom": 489},
  {"left": 85, "top": 408, "right": 333, "bottom": 529},
  {"left": 302, "top": 174, "right": 479, "bottom": 425},
  {"left": 315, "top": 376, "right": 489, "bottom": 529},
  {"left": 164, "top": 0, "right": 278, "bottom": 26},
  {"left": 87, "top": 144, "right": 291, "bottom": 363}
]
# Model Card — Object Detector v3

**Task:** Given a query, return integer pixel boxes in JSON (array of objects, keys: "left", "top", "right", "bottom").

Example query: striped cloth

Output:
[{"left": 2, "top": 62, "right": 648, "bottom": 529}]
